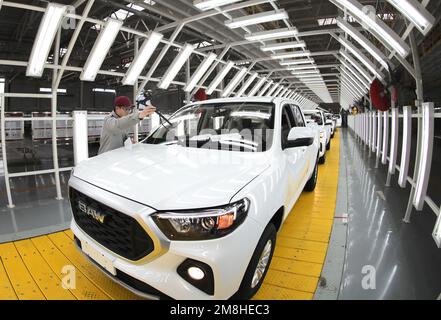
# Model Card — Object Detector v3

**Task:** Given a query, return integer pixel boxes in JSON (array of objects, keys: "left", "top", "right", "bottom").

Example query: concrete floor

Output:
[{"left": 336, "top": 129, "right": 441, "bottom": 300}]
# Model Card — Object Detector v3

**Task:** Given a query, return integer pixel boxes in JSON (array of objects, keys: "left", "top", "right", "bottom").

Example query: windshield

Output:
[
  {"left": 144, "top": 102, "right": 275, "bottom": 152},
  {"left": 304, "top": 112, "right": 323, "bottom": 125}
]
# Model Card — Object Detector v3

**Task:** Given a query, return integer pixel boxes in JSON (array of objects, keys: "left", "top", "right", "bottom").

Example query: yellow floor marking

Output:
[
  {"left": 0, "top": 257, "right": 18, "bottom": 300},
  {"left": 270, "top": 257, "right": 323, "bottom": 277},
  {"left": 31, "top": 236, "right": 110, "bottom": 300},
  {"left": 274, "top": 246, "right": 326, "bottom": 264},
  {"left": 264, "top": 269, "right": 318, "bottom": 293},
  {"left": 0, "top": 243, "right": 45, "bottom": 300},
  {"left": 276, "top": 236, "right": 328, "bottom": 253},
  {"left": 254, "top": 283, "right": 313, "bottom": 300},
  {"left": 64, "top": 230, "right": 74, "bottom": 240},
  {"left": 14, "top": 240, "right": 76, "bottom": 300},
  {"left": 256, "top": 130, "right": 340, "bottom": 300},
  {"left": 47, "top": 232, "right": 143, "bottom": 300}
]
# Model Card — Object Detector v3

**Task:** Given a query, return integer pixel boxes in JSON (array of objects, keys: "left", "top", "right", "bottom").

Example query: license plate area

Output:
[{"left": 82, "top": 240, "right": 116, "bottom": 276}]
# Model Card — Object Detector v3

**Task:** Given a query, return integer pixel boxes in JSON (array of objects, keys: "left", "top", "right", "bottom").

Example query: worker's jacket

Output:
[{"left": 98, "top": 110, "right": 140, "bottom": 155}]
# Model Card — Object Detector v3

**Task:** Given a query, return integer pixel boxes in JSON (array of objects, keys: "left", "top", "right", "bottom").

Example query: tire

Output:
[
  {"left": 326, "top": 139, "right": 331, "bottom": 150},
  {"left": 304, "top": 159, "right": 318, "bottom": 191},
  {"left": 331, "top": 133, "right": 335, "bottom": 139},
  {"left": 231, "top": 223, "right": 276, "bottom": 300},
  {"left": 318, "top": 152, "right": 326, "bottom": 164}
]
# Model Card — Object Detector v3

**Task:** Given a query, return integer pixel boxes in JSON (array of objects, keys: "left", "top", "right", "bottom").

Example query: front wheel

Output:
[
  {"left": 318, "top": 152, "right": 326, "bottom": 164},
  {"left": 304, "top": 159, "right": 318, "bottom": 191},
  {"left": 326, "top": 139, "right": 331, "bottom": 150},
  {"left": 231, "top": 223, "right": 276, "bottom": 300}
]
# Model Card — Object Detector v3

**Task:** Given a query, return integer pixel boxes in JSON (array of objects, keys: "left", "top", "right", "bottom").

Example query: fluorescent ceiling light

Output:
[
  {"left": 259, "top": 80, "right": 274, "bottom": 96},
  {"left": 236, "top": 72, "right": 258, "bottom": 97},
  {"left": 340, "top": 60, "right": 370, "bottom": 89},
  {"left": 272, "top": 50, "right": 310, "bottom": 60},
  {"left": 336, "top": 17, "right": 389, "bottom": 70},
  {"left": 266, "top": 83, "right": 280, "bottom": 97},
  {"left": 330, "top": 0, "right": 410, "bottom": 57},
  {"left": 261, "top": 40, "right": 306, "bottom": 52},
  {"left": 122, "top": 31, "right": 163, "bottom": 86},
  {"left": 280, "top": 58, "right": 314, "bottom": 66},
  {"left": 248, "top": 77, "right": 267, "bottom": 97},
  {"left": 340, "top": 67, "right": 367, "bottom": 93},
  {"left": 81, "top": 19, "right": 123, "bottom": 81},
  {"left": 338, "top": 37, "right": 384, "bottom": 81},
  {"left": 193, "top": 0, "right": 242, "bottom": 11},
  {"left": 93, "top": 88, "right": 116, "bottom": 93},
  {"left": 386, "top": 0, "right": 435, "bottom": 36},
  {"left": 296, "top": 74, "right": 322, "bottom": 79},
  {"left": 245, "top": 27, "right": 298, "bottom": 41},
  {"left": 206, "top": 61, "right": 235, "bottom": 95},
  {"left": 292, "top": 70, "right": 320, "bottom": 75},
  {"left": 274, "top": 86, "right": 285, "bottom": 97},
  {"left": 225, "top": 10, "right": 288, "bottom": 29},
  {"left": 340, "top": 82, "right": 360, "bottom": 98},
  {"left": 341, "top": 76, "right": 364, "bottom": 96},
  {"left": 289, "top": 65, "right": 317, "bottom": 71},
  {"left": 158, "top": 44, "right": 194, "bottom": 89},
  {"left": 222, "top": 67, "right": 248, "bottom": 97},
  {"left": 27, "top": 3, "right": 67, "bottom": 77},
  {"left": 184, "top": 52, "right": 217, "bottom": 92},
  {"left": 339, "top": 49, "right": 372, "bottom": 83},
  {"left": 280, "top": 87, "right": 289, "bottom": 97},
  {"left": 39, "top": 88, "right": 67, "bottom": 94}
]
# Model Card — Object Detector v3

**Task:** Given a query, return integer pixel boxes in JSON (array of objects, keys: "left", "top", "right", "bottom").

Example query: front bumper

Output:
[{"left": 69, "top": 175, "right": 263, "bottom": 300}]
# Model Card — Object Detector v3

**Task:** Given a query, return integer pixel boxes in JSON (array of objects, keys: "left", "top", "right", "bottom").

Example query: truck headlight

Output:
[{"left": 152, "top": 198, "right": 250, "bottom": 240}]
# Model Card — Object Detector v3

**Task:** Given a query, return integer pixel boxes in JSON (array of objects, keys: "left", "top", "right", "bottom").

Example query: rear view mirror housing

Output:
[{"left": 284, "top": 127, "right": 315, "bottom": 149}]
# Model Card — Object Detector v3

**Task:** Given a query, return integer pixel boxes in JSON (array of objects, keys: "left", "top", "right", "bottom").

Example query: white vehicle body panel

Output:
[{"left": 69, "top": 97, "right": 319, "bottom": 299}]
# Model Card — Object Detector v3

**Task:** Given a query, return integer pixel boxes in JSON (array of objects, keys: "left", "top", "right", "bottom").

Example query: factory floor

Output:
[{"left": 0, "top": 129, "right": 439, "bottom": 300}]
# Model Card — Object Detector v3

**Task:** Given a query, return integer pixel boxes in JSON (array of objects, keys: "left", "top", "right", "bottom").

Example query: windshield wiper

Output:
[{"left": 217, "top": 139, "right": 258, "bottom": 152}]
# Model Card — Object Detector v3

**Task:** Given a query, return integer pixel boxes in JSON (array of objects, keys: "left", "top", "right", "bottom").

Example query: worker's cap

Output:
[{"left": 114, "top": 96, "right": 134, "bottom": 108}]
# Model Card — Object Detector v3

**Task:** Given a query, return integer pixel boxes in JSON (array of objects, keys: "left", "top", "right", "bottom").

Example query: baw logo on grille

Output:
[{"left": 78, "top": 201, "right": 106, "bottom": 224}]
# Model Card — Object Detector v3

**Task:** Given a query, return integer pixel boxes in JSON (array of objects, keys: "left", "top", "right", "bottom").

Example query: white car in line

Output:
[
  {"left": 303, "top": 109, "right": 330, "bottom": 164},
  {"left": 333, "top": 114, "right": 342, "bottom": 128},
  {"left": 325, "top": 112, "right": 336, "bottom": 138},
  {"left": 68, "top": 97, "right": 320, "bottom": 300}
]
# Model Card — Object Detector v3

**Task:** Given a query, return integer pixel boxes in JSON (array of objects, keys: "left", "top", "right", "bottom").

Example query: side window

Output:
[
  {"left": 281, "top": 105, "right": 294, "bottom": 146},
  {"left": 291, "top": 105, "right": 305, "bottom": 127}
]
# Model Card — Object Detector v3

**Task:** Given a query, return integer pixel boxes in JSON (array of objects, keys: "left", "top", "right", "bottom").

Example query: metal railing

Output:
[{"left": 348, "top": 105, "right": 441, "bottom": 248}]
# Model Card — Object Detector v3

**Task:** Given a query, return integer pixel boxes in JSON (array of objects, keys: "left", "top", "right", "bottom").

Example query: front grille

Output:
[
  {"left": 74, "top": 236, "right": 171, "bottom": 300},
  {"left": 70, "top": 187, "right": 154, "bottom": 261}
]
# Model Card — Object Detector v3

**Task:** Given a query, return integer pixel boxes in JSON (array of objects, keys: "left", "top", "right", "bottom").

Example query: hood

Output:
[{"left": 72, "top": 143, "right": 270, "bottom": 210}]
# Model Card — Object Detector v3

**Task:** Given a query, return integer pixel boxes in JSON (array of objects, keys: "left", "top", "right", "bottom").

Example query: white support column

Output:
[
  {"left": 413, "top": 102, "right": 434, "bottom": 210},
  {"left": 52, "top": 29, "right": 63, "bottom": 200},
  {"left": 73, "top": 111, "right": 89, "bottom": 165},
  {"left": 386, "top": 107, "right": 399, "bottom": 186},
  {"left": 133, "top": 36, "right": 140, "bottom": 143},
  {"left": 372, "top": 111, "right": 377, "bottom": 153},
  {"left": 398, "top": 106, "right": 412, "bottom": 188},
  {"left": 376, "top": 111, "right": 382, "bottom": 168},
  {"left": 381, "top": 111, "right": 389, "bottom": 165},
  {"left": 0, "top": 95, "right": 14, "bottom": 208},
  {"left": 366, "top": 111, "right": 372, "bottom": 149}
]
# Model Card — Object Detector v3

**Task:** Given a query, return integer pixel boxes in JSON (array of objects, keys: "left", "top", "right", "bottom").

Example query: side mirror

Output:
[
  {"left": 325, "top": 120, "right": 333, "bottom": 126},
  {"left": 284, "top": 127, "right": 315, "bottom": 149}
]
